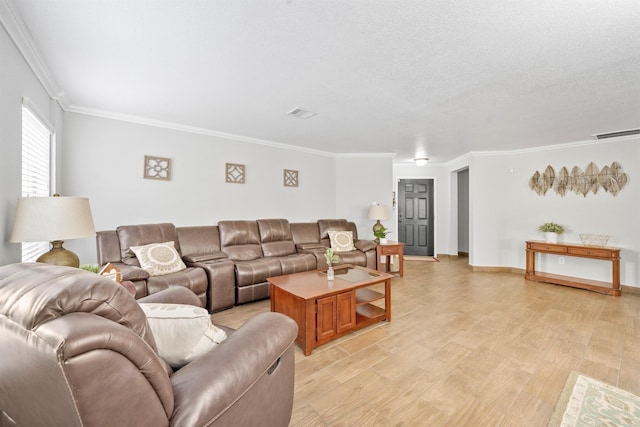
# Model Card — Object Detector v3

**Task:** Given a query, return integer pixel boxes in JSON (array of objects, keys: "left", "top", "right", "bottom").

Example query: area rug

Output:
[
  {"left": 548, "top": 371, "right": 640, "bottom": 426},
  {"left": 403, "top": 255, "right": 439, "bottom": 262}
]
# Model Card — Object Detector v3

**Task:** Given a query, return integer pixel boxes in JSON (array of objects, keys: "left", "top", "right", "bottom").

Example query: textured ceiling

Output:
[{"left": 7, "top": 0, "right": 640, "bottom": 163}]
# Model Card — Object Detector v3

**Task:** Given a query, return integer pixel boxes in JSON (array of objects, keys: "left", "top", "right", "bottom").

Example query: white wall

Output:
[
  {"left": 415, "top": 138, "right": 639, "bottom": 287},
  {"left": 499, "top": 138, "right": 639, "bottom": 286},
  {"left": 62, "top": 112, "right": 371, "bottom": 264},
  {"left": 335, "top": 156, "right": 394, "bottom": 241},
  {"left": 0, "top": 25, "right": 62, "bottom": 265}
]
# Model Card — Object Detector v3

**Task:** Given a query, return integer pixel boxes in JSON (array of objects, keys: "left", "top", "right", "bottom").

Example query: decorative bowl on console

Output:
[{"left": 579, "top": 233, "right": 609, "bottom": 247}]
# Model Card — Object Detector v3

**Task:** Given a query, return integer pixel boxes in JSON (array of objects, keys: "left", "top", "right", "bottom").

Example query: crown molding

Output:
[
  {"left": 67, "top": 104, "right": 346, "bottom": 157},
  {"left": 0, "top": 0, "right": 68, "bottom": 108}
]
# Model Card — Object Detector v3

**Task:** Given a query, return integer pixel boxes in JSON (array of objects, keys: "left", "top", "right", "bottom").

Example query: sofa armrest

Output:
[
  {"left": 102, "top": 262, "right": 150, "bottom": 281},
  {"left": 138, "top": 286, "right": 202, "bottom": 306},
  {"left": 296, "top": 243, "right": 326, "bottom": 251},
  {"left": 182, "top": 252, "right": 228, "bottom": 263},
  {"left": 169, "top": 312, "right": 297, "bottom": 426},
  {"left": 354, "top": 239, "right": 377, "bottom": 252}
]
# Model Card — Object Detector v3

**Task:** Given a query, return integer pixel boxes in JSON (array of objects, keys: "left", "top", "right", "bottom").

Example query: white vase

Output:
[
  {"left": 327, "top": 266, "right": 334, "bottom": 280},
  {"left": 545, "top": 232, "right": 558, "bottom": 243}
]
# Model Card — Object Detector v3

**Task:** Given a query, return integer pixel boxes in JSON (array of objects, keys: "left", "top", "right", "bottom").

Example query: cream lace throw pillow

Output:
[
  {"left": 139, "top": 303, "right": 227, "bottom": 368},
  {"left": 328, "top": 230, "right": 355, "bottom": 252},
  {"left": 130, "top": 241, "right": 187, "bottom": 276}
]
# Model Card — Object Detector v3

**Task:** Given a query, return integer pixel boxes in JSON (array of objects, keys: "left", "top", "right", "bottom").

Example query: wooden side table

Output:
[{"left": 376, "top": 241, "right": 404, "bottom": 277}]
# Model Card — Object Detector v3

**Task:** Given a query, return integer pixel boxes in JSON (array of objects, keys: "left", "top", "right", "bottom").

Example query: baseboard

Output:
[
  {"left": 472, "top": 266, "right": 526, "bottom": 274},
  {"left": 622, "top": 285, "right": 640, "bottom": 295},
  {"left": 472, "top": 266, "right": 511, "bottom": 273}
]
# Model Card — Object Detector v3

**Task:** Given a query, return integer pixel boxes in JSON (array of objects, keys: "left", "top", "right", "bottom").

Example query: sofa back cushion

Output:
[
  {"left": 257, "top": 219, "right": 296, "bottom": 257},
  {"left": 318, "top": 219, "right": 350, "bottom": 240},
  {"left": 218, "top": 220, "right": 264, "bottom": 261},
  {"left": 96, "top": 230, "right": 123, "bottom": 265},
  {"left": 117, "top": 223, "right": 180, "bottom": 266},
  {"left": 290, "top": 222, "right": 321, "bottom": 244},
  {"left": 177, "top": 225, "right": 223, "bottom": 257}
]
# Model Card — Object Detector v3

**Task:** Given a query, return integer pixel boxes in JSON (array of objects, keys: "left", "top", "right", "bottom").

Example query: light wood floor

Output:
[{"left": 213, "top": 256, "right": 640, "bottom": 426}]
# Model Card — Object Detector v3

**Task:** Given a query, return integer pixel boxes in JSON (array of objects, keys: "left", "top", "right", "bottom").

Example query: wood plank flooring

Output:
[{"left": 212, "top": 256, "right": 640, "bottom": 426}]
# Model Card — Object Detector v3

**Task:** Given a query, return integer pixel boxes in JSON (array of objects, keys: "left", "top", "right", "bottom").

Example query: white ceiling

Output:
[{"left": 6, "top": 0, "right": 640, "bottom": 163}]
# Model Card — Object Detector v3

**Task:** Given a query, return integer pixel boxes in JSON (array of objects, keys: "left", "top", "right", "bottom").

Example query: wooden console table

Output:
[{"left": 525, "top": 240, "right": 621, "bottom": 296}]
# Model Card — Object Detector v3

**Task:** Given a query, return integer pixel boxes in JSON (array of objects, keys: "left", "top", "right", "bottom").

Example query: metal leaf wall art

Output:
[{"left": 529, "top": 161, "right": 629, "bottom": 197}]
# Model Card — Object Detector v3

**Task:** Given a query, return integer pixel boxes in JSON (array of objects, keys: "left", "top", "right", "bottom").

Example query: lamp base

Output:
[
  {"left": 36, "top": 240, "right": 80, "bottom": 268},
  {"left": 372, "top": 220, "right": 383, "bottom": 234}
]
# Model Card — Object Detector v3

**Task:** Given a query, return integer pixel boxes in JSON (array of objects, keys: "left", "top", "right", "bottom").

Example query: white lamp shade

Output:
[
  {"left": 368, "top": 204, "right": 389, "bottom": 221},
  {"left": 10, "top": 197, "right": 96, "bottom": 242}
]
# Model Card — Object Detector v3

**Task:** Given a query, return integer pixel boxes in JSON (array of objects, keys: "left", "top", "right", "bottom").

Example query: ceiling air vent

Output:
[
  {"left": 287, "top": 107, "right": 317, "bottom": 119},
  {"left": 592, "top": 129, "right": 640, "bottom": 140}
]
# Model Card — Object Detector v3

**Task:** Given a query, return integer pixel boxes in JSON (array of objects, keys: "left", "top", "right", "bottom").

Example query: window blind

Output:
[{"left": 21, "top": 103, "right": 52, "bottom": 262}]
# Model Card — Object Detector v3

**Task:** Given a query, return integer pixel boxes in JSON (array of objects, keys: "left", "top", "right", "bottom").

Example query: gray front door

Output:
[{"left": 398, "top": 179, "right": 434, "bottom": 256}]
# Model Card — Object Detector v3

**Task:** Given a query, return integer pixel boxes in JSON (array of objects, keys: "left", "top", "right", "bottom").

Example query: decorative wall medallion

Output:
[
  {"left": 225, "top": 163, "right": 245, "bottom": 184},
  {"left": 530, "top": 161, "right": 629, "bottom": 197},
  {"left": 144, "top": 156, "right": 171, "bottom": 181},
  {"left": 283, "top": 169, "right": 299, "bottom": 187}
]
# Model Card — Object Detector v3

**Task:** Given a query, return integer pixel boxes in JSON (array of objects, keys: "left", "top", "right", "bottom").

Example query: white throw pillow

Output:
[
  {"left": 139, "top": 303, "right": 227, "bottom": 368},
  {"left": 328, "top": 230, "right": 355, "bottom": 252},
  {"left": 130, "top": 241, "right": 187, "bottom": 276}
]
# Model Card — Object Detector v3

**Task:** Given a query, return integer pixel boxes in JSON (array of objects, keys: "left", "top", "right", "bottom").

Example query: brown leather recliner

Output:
[{"left": 0, "top": 263, "right": 297, "bottom": 427}]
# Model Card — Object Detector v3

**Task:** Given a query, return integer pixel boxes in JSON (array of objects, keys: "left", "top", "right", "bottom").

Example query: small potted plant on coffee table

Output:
[{"left": 325, "top": 247, "right": 339, "bottom": 280}]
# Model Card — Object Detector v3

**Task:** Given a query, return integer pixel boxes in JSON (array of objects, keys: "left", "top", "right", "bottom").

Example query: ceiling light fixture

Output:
[{"left": 414, "top": 157, "right": 429, "bottom": 166}]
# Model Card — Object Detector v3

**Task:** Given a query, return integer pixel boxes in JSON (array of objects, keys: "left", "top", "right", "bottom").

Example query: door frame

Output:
[{"left": 395, "top": 176, "right": 438, "bottom": 257}]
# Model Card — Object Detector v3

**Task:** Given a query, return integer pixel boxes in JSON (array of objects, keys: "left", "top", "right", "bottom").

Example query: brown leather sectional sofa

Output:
[{"left": 96, "top": 218, "right": 377, "bottom": 311}]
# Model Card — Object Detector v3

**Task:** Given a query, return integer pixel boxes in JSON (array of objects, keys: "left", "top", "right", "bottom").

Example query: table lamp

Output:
[
  {"left": 368, "top": 203, "right": 389, "bottom": 235},
  {"left": 10, "top": 195, "right": 96, "bottom": 268}
]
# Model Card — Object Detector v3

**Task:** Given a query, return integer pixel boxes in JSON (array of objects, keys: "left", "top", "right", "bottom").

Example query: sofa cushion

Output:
[
  {"left": 218, "top": 221, "right": 264, "bottom": 261},
  {"left": 176, "top": 225, "right": 223, "bottom": 257},
  {"left": 328, "top": 230, "right": 356, "bottom": 252},
  {"left": 139, "top": 303, "right": 227, "bottom": 368},
  {"left": 290, "top": 222, "right": 321, "bottom": 245},
  {"left": 278, "top": 253, "right": 317, "bottom": 275},
  {"left": 130, "top": 241, "right": 187, "bottom": 276},
  {"left": 317, "top": 219, "right": 350, "bottom": 240},
  {"left": 234, "top": 258, "right": 282, "bottom": 287},
  {"left": 117, "top": 223, "right": 180, "bottom": 266},
  {"left": 330, "top": 250, "right": 366, "bottom": 266}
]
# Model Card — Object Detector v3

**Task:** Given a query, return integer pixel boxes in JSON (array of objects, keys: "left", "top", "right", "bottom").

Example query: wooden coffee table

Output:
[{"left": 268, "top": 265, "right": 393, "bottom": 355}]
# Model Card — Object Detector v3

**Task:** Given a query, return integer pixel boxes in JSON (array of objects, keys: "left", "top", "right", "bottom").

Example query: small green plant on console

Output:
[{"left": 538, "top": 222, "right": 565, "bottom": 234}]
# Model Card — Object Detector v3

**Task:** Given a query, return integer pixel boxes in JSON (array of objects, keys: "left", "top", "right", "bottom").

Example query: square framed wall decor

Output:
[
  {"left": 144, "top": 155, "right": 171, "bottom": 181},
  {"left": 226, "top": 163, "right": 246, "bottom": 184}
]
